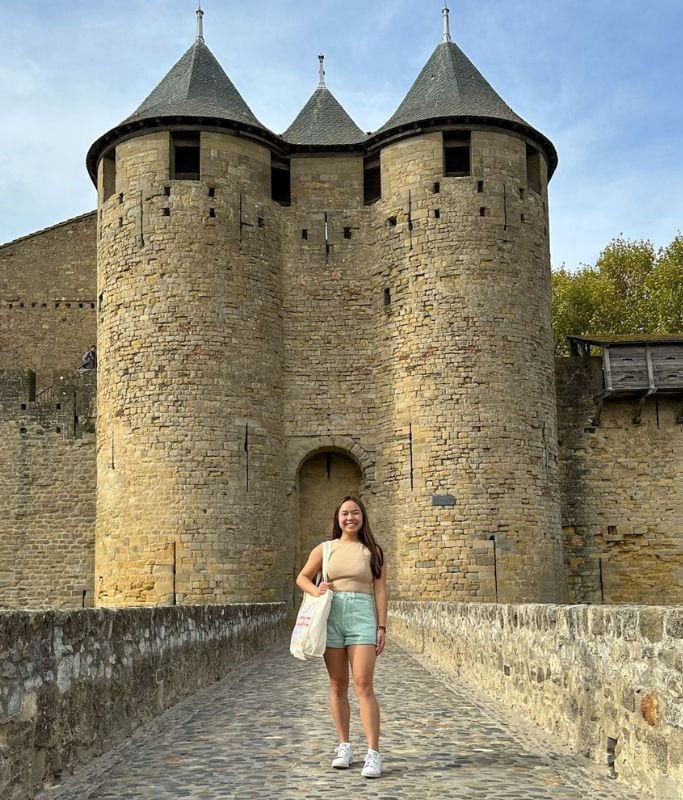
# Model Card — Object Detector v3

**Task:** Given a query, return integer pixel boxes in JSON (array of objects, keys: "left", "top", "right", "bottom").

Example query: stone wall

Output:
[
  {"left": 390, "top": 601, "right": 683, "bottom": 800},
  {"left": 0, "top": 603, "right": 288, "bottom": 800},
  {"left": 557, "top": 357, "right": 683, "bottom": 604},
  {"left": 0, "top": 214, "right": 97, "bottom": 389},
  {"left": 0, "top": 370, "right": 96, "bottom": 610}
]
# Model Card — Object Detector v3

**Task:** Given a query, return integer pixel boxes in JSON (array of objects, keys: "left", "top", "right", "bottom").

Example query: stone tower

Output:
[
  {"left": 87, "top": 7, "right": 564, "bottom": 607},
  {"left": 367, "top": 8, "right": 563, "bottom": 602},
  {"left": 87, "top": 11, "right": 288, "bottom": 605}
]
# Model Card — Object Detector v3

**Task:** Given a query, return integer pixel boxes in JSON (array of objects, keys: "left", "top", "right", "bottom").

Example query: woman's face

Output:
[{"left": 338, "top": 500, "right": 363, "bottom": 535}]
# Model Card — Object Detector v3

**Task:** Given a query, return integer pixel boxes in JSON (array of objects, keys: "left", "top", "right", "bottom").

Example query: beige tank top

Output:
[{"left": 326, "top": 539, "right": 374, "bottom": 594}]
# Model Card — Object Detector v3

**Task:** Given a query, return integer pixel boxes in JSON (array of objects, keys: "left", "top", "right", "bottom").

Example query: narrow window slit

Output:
[
  {"left": 301, "top": 229, "right": 308, "bottom": 240},
  {"left": 344, "top": 227, "right": 352, "bottom": 239},
  {"left": 433, "top": 182, "right": 440, "bottom": 194},
  {"left": 209, "top": 208, "right": 216, "bottom": 218},
  {"left": 383, "top": 288, "right": 391, "bottom": 306},
  {"left": 477, "top": 180, "right": 484, "bottom": 193}
]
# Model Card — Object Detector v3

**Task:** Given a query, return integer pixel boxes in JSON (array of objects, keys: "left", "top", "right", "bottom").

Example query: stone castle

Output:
[{"left": 0, "top": 7, "right": 680, "bottom": 610}]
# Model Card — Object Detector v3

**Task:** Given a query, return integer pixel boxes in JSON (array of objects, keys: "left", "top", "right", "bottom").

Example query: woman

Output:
[{"left": 296, "top": 495, "right": 387, "bottom": 779}]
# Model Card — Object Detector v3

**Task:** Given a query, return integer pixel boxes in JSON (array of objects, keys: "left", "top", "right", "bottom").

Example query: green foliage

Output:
[{"left": 551, "top": 235, "right": 683, "bottom": 354}]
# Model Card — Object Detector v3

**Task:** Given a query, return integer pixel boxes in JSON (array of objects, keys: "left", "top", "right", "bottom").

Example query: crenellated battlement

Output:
[{"left": 0, "top": 368, "right": 96, "bottom": 437}]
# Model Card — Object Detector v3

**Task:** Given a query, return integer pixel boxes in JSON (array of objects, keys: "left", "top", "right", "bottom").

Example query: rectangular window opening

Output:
[
  {"left": 383, "top": 288, "right": 391, "bottom": 306},
  {"left": 443, "top": 131, "right": 471, "bottom": 177},
  {"left": 170, "top": 132, "right": 201, "bottom": 180},
  {"left": 164, "top": 186, "right": 171, "bottom": 196},
  {"left": 433, "top": 181, "right": 441, "bottom": 194},
  {"left": 102, "top": 151, "right": 116, "bottom": 202},
  {"left": 271, "top": 157, "right": 291, "bottom": 206},
  {"left": 477, "top": 180, "right": 484, "bottom": 193},
  {"left": 257, "top": 217, "right": 265, "bottom": 228},
  {"left": 364, "top": 155, "right": 381, "bottom": 205},
  {"left": 162, "top": 208, "right": 170, "bottom": 217},
  {"left": 301, "top": 229, "right": 308, "bottom": 240},
  {"left": 208, "top": 187, "right": 216, "bottom": 198},
  {"left": 434, "top": 209, "right": 441, "bottom": 219},
  {"left": 387, "top": 216, "right": 397, "bottom": 227},
  {"left": 209, "top": 208, "right": 216, "bottom": 218},
  {"left": 526, "top": 144, "right": 542, "bottom": 195},
  {"left": 479, "top": 207, "right": 487, "bottom": 217}
]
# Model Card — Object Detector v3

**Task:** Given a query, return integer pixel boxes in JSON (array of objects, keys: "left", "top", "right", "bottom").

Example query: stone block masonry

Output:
[
  {"left": 556, "top": 357, "right": 683, "bottom": 604},
  {"left": 0, "top": 603, "right": 288, "bottom": 800},
  {"left": 390, "top": 601, "right": 683, "bottom": 800},
  {"left": 0, "top": 369, "right": 96, "bottom": 610},
  {"left": 0, "top": 213, "right": 97, "bottom": 389}
]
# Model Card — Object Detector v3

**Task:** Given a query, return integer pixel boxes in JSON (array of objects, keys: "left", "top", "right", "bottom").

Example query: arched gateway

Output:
[{"left": 296, "top": 450, "right": 363, "bottom": 570}]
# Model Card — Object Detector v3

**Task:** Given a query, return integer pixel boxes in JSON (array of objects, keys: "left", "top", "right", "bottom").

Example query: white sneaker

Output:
[
  {"left": 361, "top": 749, "right": 382, "bottom": 778},
  {"left": 332, "top": 742, "right": 353, "bottom": 769}
]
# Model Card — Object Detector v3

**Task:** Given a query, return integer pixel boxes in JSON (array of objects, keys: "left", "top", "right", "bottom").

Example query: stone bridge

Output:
[{"left": 1, "top": 603, "right": 680, "bottom": 800}]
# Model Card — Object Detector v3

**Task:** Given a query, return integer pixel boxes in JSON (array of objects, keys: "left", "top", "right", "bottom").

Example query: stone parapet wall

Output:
[
  {"left": 389, "top": 601, "right": 682, "bottom": 800},
  {"left": 0, "top": 603, "right": 288, "bottom": 800}
]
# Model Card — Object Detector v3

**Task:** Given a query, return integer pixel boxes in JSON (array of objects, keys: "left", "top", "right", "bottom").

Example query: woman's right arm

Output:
[{"left": 296, "top": 543, "right": 330, "bottom": 597}]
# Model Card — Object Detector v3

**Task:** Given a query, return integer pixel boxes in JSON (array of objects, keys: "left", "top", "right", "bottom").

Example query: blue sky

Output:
[{"left": 0, "top": 0, "right": 681, "bottom": 269}]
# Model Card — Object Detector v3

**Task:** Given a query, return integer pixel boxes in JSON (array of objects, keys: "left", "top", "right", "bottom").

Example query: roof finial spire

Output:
[
  {"left": 442, "top": 4, "right": 452, "bottom": 43},
  {"left": 196, "top": 4, "right": 205, "bottom": 43},
  {"left": 318, "top": 54, "right": 326, "bottom": 88}
]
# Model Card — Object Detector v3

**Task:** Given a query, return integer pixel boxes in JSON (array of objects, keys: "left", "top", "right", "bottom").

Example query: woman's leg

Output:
[
  {"left": 324, "top": 647, "right": 351, "bottom": 742},
  {"left": 347, "top": 644, "right": 380, "bottom": 751}
]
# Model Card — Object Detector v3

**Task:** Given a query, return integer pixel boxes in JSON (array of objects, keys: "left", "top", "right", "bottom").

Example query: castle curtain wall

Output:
[
  {"left": 557, "top": 357, "right": 683, "bottom": 604},
  {"left": 0, "top": 370, "right": 96, "bottom": 609},
  {"left": 0, "top": 214, "right": 97, "bottom": 388}
]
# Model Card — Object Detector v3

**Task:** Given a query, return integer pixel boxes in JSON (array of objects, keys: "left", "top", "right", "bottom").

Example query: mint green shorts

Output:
[{"left": 326, "top": 591, "right": 377, "bottom": 648}]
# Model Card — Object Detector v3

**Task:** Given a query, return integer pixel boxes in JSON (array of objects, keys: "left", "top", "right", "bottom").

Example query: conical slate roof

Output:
[
  {"left": 87, "top": 36, "right": 273, "bottom": 181},
  {"left": 374, "top": 39, "right": 557, "bottom": 174},
  {"left": 284, "top": 85, "right": 366, "bottom": 146},
  {"left": 378, "top": 40, "right": 527, "bottom": 133},
  {"left": 122, "top": 39, "right": 264, "bottom": 128}
]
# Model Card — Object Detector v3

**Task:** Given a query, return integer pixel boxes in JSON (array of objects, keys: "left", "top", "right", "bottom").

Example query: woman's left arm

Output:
[{"left": 374, "top": 563, "right": 388, "bottom": 656}]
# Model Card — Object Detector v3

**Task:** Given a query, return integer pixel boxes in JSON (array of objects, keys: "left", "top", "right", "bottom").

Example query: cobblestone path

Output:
[{"left": 38, "top": 638, "right": 643, "bottom": 800}]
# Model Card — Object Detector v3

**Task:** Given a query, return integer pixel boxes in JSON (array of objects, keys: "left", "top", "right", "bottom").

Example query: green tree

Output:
[{"left": 551, "top": 235, "right": 683, "bottom": 354}]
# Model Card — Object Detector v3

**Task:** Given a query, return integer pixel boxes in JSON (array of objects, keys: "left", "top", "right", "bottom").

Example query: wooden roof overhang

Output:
[{"left": 567, "top": 336, "right": 683, "bottom": 426}]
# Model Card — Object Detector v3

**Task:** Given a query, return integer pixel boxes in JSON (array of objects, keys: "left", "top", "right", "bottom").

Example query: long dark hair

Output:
[{"left": 331, "top": 495, "right": 384, "bottom": 579}]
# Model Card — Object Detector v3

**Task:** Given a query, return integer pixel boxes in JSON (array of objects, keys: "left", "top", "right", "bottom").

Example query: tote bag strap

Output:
[{"left": 322, "top": 540, "right": 331, "bottom": 583}]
